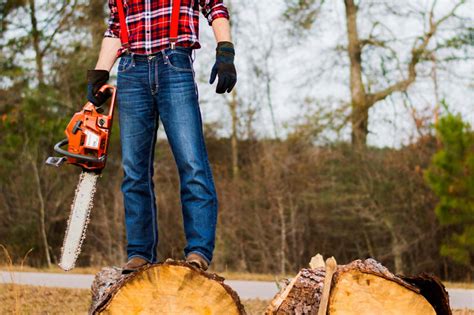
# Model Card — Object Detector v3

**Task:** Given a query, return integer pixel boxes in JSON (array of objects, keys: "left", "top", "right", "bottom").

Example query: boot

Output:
[
  {"left": 122, "top": 257, "right": 150, "bottom": 274},
  {"left": 186, "top": 253, "right": 209, "bottom": 271}
]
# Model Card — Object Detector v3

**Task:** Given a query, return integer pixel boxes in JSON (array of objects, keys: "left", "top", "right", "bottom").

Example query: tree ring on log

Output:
[{"left": 90, "top": 260, "right": 246, "bottom": 315}]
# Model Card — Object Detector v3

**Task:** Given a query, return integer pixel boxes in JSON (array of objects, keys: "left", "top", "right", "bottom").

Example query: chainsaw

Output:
[{"left": 46, "top": 85, "right": 117, "bottom": 271}]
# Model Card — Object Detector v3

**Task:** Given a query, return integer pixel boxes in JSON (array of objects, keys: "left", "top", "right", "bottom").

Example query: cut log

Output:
[
  {"left": 317, "top": 257, "right": 337, "bottom": 315},
  {"left": 90, "top": 260, "right": 246, "bottom": 315},
  {"left": 266, "top": 257, "right": 451, "bottom": 315}
]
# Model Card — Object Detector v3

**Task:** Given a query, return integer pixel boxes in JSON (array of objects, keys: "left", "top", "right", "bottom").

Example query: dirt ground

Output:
[{"left": 0, "top": 284, "right": 471, "bottom": 314}]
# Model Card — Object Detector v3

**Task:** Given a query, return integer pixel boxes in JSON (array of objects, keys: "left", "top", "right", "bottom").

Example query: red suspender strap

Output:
[
  {"left": 116, "top": 0, "right": 180, "bottom": 52},
  {"left": 116, "top": 0, "right": 129, "bottom": 50},
  {"left": 170, "top": 0, "right": 181, "bottom": 49}
]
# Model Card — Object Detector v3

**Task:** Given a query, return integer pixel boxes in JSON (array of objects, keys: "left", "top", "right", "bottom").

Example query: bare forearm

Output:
[
  {"left": 95, "top": 37, "right": 122, "bottom": 71},
  {"left": 211, "top": 18, "right": 232, "bottom": 43}
]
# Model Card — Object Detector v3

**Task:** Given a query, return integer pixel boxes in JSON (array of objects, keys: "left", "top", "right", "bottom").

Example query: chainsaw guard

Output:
[{"left": 53, "top": 138, "right": 106, "bottom": 164}]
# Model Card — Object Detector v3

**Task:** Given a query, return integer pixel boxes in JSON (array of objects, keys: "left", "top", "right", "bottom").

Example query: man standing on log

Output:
[{"left": 87, "top": 0, "right": 236, "bottom": 272}]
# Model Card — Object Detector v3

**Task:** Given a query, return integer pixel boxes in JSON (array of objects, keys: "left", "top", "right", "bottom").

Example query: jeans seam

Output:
[
  {"left": 190, "top": 56, "right": 199, "bottom": 99},
  {"left": 164, "top": 53, "right": 194, "bottom": 72},
  {"left": 196, "top": 104, "right": 215, "bottom": 197},
  {"left": 194, "top": 99, "right": 218, "bottom": 245},
  {"left": 154, "top": 59, "right": 159, "bottom": 93},
  {"left": 118, "top": 54, "right": 135, "bottom": 73},
  {"left": 148, "top": 114, "right": 158, "bottom": 262}
]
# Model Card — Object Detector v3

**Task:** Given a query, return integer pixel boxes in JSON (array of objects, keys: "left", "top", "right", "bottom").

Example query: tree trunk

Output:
[
  {"left": 88, "top": 0, "right": 107, "bottom": 49},
  {"left": 28, "top": 0, "right": 44, "bottom": 86},
  {"left": 266, "top": 257, "right": 451, "bottom": 315},
  {"left": 31, "top": 158, "right": 52, "bottom": 268},
  {"left": 90, "top": 260, "right": 246, "bottom": 314},
  {"left": 351, "top": 104, "right": 369, "bottom": 146},
  {"left": 229, "top": 89, "right": 239, "bottom": 179},
  {"left": 344, "top": 0, "right": 369, "bottom": 146},
  {"left": 277, "top": 197, "right": 287, "bottom": 275},
  {"left": 24, "top": 131, "right": 51, "bottom": 268}
]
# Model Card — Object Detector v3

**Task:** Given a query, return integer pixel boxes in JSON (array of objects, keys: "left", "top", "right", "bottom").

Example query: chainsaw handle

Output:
[
  {"left": 54, "top": 139, "right": 106, "bottom": 164},
  {"left": 92, "top": 85, "right": 117, "bottom": 116}
]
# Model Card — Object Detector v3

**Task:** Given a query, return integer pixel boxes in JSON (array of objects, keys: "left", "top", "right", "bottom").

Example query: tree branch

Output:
[{"left": 366, "top": 0, "right": 466, "bottom": 107}]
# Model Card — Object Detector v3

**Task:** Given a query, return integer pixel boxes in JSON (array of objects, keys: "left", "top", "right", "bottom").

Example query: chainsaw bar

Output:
[{"left": 59, "top": 171, "right": 99, "bottom": 271}]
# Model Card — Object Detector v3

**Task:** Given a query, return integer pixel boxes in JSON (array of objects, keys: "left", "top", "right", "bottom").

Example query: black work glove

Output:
[
  {"left": 87, "top": 69, "right": 109, "bottom": 106},
  {"left": 209, "top": 41, "right": 237, "bottom": 94}
]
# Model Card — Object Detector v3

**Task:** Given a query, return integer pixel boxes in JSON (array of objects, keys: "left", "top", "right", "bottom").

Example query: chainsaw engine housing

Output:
[{"left": 47, "top": 85, "right": 117, "bottom": 171}]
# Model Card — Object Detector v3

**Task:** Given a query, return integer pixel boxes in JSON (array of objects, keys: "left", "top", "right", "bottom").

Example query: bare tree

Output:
[{"left": 284, "top": 0, "right": 470, "bottom": 146}]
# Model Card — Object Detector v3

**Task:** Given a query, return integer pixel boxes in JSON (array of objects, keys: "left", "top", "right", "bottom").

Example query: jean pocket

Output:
[
  {"left": 166, "top": 51, "right": 193, "bottom": 72},
  {"left": 118, "top": 56, "right": 135, "bottom": 73}
]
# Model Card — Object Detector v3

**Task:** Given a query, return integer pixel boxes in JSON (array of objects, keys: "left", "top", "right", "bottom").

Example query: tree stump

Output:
[
  {"left": 266, "top": 257, "right": 451, "bottom": 315},
  {"left": 89, "top": 260, "right": 246, "bottom": 315}
]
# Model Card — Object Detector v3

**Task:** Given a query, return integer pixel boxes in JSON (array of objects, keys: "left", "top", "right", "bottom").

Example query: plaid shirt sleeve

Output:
[
  {"left": 199, "top": 0, "right": 230, "bottom": 25},
  {"left": 104, "top": 0, "right": 120, "bottom": 38}
]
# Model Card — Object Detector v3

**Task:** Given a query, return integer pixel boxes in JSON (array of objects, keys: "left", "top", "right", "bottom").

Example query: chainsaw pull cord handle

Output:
[{"left": 115, "top": 0, "right": 181, "bottom": 53}]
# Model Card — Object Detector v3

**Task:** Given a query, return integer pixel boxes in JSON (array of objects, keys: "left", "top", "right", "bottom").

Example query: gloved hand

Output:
[
  {"left": 209, "top": 41, "right": 237, "bottom": 94},
  {"left": 87, "top": 69, "right": 110, "bottom": 106}
]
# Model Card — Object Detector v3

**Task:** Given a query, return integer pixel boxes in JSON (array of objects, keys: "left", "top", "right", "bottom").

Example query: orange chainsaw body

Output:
[{"left": 47, "top": 85, "right": 117, "bottom": 172}]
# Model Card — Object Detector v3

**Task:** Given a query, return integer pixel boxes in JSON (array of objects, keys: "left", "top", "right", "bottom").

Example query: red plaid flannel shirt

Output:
[{"left": 104, "top": 0, "right": 229, "bottom": 56}]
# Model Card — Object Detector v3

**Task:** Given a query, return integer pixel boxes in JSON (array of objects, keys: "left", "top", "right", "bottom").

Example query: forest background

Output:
[{"left": 0, "top": 0, "right": 473, "bottom": 281}]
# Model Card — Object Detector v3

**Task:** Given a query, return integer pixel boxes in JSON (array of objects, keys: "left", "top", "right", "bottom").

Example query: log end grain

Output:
[{"left": 90, "top": 260, "right": 246, "bottom": 315}]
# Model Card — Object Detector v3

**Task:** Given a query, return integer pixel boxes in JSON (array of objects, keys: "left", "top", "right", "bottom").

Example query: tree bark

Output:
[
  {"left": 229, "top": 89, "right": 239, "bottom": 179},
  {"left": 344, "top": 0, "right": 367, "bottom": 146},
  {"left": 28, "top": 0, "right": 44, "bottom": 86},
  {"left": 88, "top": 0, "right": 107, "bottom": 49},
  {"left": 350, "top": 104, "right": 369, "bottom": 146},
  {"left": 90, "top": 260, "right": 246, "bottom": 314},
  {"left": 277, "top": 197, "right": 287, "bottom": 275},
  {"left": 342, "top": 0, "right": 464, "bottom": 146},
  {"left": 266, "top": 257, "right": 451, "bottom": 315},
  {"left": 30, "top": 157, "right": 52, "bottom": 268},
  {"left": 24, "top": 131, "right": 51, "bottom": 268}
]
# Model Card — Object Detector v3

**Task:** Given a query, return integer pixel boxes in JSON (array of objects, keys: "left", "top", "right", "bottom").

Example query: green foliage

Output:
[{"left": 425, "top": 113, "right": 474, "bottom": 268}]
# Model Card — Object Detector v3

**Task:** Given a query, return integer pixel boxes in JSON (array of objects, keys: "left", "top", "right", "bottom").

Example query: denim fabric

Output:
[{"left": 117, "top": 47, "right": 218, "bottom": 264}]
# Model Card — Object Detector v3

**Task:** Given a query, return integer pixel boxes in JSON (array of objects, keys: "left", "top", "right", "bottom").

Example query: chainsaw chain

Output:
[{"left": 59, "top": 171, "right": 99, "bottom": 270}]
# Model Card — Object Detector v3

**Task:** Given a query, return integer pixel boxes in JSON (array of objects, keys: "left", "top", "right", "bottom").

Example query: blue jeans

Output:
[{"left": 116, "top": 47, "right": 218, "bottom": 265}]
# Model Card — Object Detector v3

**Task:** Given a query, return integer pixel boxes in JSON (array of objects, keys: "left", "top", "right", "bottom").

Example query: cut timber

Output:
[
  {"left": 266, "top": 257, "right": 451, "bottom": 315},
  {"left": 265, "top": 268, "right": 326, "bottom": 314},
  {"left": 90, "top": 260, "right": 246, "bottom": 315},
  {"left": 329, "top": 269, "right": 434, "bottom": 314},
  {"left": 317, "top": 257, "right": 337, "bottom": 315}
]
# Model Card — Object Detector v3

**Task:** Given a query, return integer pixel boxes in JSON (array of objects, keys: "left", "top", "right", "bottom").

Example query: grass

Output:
[
  {"left": 0, "top": 264, "right": 290, "bottom": 282},
  {"left": 0, "top": 284, "right": 472, "bottom": 314},
  {"left": 444, "top": 282, "right": 474, "bottom": 290},
  {"left": 0, "top": 284, "right": 90, "bottom": 314},
  {"left": 0, "top": 284, "right": 269, "bottom": 314},
  {"left": 2, "top": 264, "right": 473, "bottom": 291},
  {"left": 1, "top": 247, "right": 471, "bottom": 313},
  {"left": 0, "top": 264, "right": 101, "bottom": 275}
]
